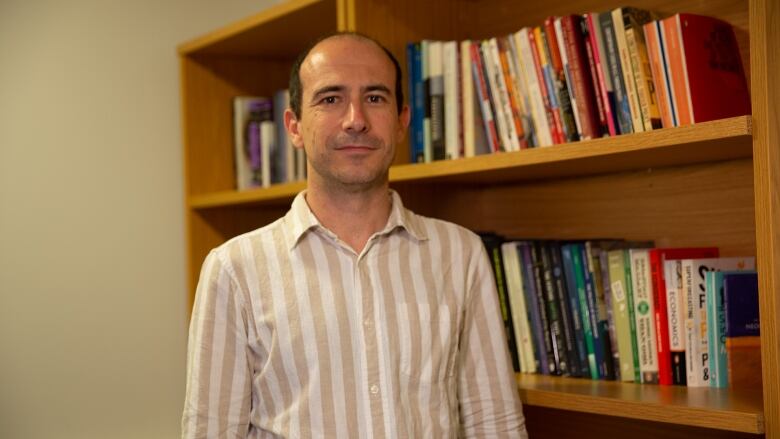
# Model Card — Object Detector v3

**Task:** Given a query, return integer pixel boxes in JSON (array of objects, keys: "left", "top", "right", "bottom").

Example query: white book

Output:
[
  {"left": 442, "top": 41, "right": 460, "bottom": 159},
  {"left": 487, "top": 38, "right": 521, "bottom": 151},
  {"left": 629, "top": 248, "right": 659, "bottom": 383},
  {"left": 273, "top": 89, "right": 293, "bottom": 183},
  {"left": 460, "top": 40, "right": 476, "bottom": 157},
  {"left": 480, "top": 40, "right": 512, "bottom": 152},
  {"left": 233, "top": 96, "right": 260, "bottom": 190},
  {"left": 260, "top": 120, "right": 275, "bottom": 188},
  {"left": 514, "top": 28, "right": 553, "bottom": 146},
  {"left": 501, "top": 242, "right": 536, "bottom": 373},
  {"left": 665, "top": 260, "right": 685, "bottom": 377},
  {"left": 503, "top": 35, "right": 531, "bottom": 148},
  {"left": 681, "top": 257, "right": 756, "bottom": 387}
]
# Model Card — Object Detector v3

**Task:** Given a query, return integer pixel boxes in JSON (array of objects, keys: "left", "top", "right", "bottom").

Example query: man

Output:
[{"left": 182, "top": 33, "right": 527, "bottom": 438}]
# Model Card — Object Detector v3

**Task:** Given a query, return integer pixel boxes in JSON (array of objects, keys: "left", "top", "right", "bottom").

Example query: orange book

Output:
[
  {"left": 644, "top": 21, "right": 674, "bottom": 128},
  {"left": 660, "top": 15, "right": 692, "bottom": 126}
]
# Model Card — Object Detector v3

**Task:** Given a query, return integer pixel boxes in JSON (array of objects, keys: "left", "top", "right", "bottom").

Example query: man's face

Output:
[{"left": 285, "top": 36, "right": 410, "bottom": 191}]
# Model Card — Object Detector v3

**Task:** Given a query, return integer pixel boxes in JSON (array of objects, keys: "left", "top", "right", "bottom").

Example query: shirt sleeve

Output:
[
  {"left": 457, "top": 240, "right": 528, "bottom": 438},
  {"left": 182, "top": 250, "right": 252, "bottom": 439}
]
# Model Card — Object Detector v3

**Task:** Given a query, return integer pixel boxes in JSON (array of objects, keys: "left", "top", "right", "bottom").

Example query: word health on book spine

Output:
[
  {"left": 479, "top": 234, "right": 760, "bottom": 389},
  {"left": 407, "top": 9, "right": 750, "bottom": 164},
  {"left": 233, "top": 90, "right": 307, "bottom": 191}
]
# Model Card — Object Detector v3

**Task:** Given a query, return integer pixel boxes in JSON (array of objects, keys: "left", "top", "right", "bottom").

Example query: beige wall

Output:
[{"left": 0, "top": 0, "right": 281, "bottom": 437}]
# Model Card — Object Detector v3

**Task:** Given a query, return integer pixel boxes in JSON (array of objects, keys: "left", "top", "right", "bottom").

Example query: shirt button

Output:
[
  {"left": 370, "top": 385, "right": 380, "bottom": 395},
  {"left": 363, "top": 318, "right": 372, "bottom": 327}
]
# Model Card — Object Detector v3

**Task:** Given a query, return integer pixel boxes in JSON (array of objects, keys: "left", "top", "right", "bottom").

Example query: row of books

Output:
[
  {"left": 480, "top": 235, "right": 761, "bottom": 388},
  {"left": 232, "top": 90, "right": 307, "bottom": 190},
  {"left": 407, "top": 9, "right": 751, "bottom": 163}
]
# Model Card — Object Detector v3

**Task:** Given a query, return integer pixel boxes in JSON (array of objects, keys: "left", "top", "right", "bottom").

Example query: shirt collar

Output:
[{"left": 284, "top": 189, "right": 428, "bottom": 251}]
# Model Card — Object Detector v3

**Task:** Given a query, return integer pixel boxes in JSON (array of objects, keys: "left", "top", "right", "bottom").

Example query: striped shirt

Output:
[{"left": 182, "top": 190, "right": 527, "bottom": 438}]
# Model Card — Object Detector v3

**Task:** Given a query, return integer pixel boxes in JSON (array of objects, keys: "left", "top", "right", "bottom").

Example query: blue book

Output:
[
  {"left": 562, "top": 243, "right": 594, "bottom": 378},
  {"left": 599, "top": 13, "right": 633, "bottom": 134},
  {"left": 706, "top": 271, "right": 726, "bottom": 387},
  {"left": 518, "top": 242, "right": 553, "bottom": 375},
  {"left": 724, "top": 271, "right": 760, "bottom": 337},
  {"left": 407, "top": 42, "right": 425, "bottom": 163}
]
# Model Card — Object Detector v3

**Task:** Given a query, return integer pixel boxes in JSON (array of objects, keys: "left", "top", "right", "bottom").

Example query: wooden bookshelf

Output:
[{"left": 178, "top": 0, "right": 779, "bottom": 437}]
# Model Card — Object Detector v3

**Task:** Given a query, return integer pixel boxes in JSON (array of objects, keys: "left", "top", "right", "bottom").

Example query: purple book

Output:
[{"left": 723, "top": 271, "right": 760, "bottom": 337}]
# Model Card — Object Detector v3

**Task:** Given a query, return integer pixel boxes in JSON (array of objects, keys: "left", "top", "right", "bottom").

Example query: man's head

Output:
[
  {"left": 284, "top": 34, "right": 410, "bottom": 192},
  {"left": 289, "top": 32, "right": 404, "bottom": 119}
]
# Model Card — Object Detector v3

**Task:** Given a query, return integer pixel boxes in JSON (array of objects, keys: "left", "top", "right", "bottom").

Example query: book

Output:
[
  {"left": 497, "top": 37, "right": 530, "bottom": 148},
  {"left": 665, "top": 259, "right": 687, "bottom": 384},
  {"left": 612, "top": 8, "right": 645, "bottom": 133},
  {"left": 625, "top": 11, "right": 662, "bottom": 130},
  {"left": 536, "top": 241, "right": 570, "bottom": 375},
  {"left": 705, "top": 270, "right": 726, "bottom": 387},
  {"left": 547, "top": 241, "right": 583, "bottom": 376},
  {"left": 629, "top": 248, "right": 659, "bottom": 383},
  {"left": 485, "top": 38, "right": 521, "bottom": 151},
  {"left": 681, "top": 256, "right": 756, "bottom": 387},
  {"left": 562, "top": 243, "right": 594, "bottom": 378},
  {"left": 723, "top": 271, "right": 761, "bottom": 389},
  {"left": 505, "top": 35, "right": 537, "bottom": 147},
  {"left": 544, "top": 17, "right": 579, "bottom": 143},
  {"left": 428, "top": 41, "right": 446, "bottom": 160},
  {"left": 272, "top": 90, "right": 292, "bottom": 184},
  {"left": 233, "top": 96, "right": 271, "bottom": 190},
  {"left": 586, "top": 240, "right": 618, "bottom": 379},
  {"left": 469, "top": 42, "right": 501, "bottom": 153},
  {"left": 643, "top": 21, "right": 676, "bottom": 128},
  {"left": 649, "top": 247, "right": 719, "bottom": 385},
  {"left": 660, "top": 16, "right": 692, "bottom": 126},
  {"left": 421, "top": 40, "right": 432, "bottom": 162},
  {"left": 585, "top": 12, "right": 618, "bottom": 137},
  {"left": 519, "top": 241, "right": 554, "bottom": 374},
  {"left": 407, "top": 42, "right": 425, "bottom": 163},
  {"left": 558, "top": 15, "right": 602, "bottom": 140},
  {"left": 259, "top": 121, "right": 275, "bottom": 188},
  {"left": 674, "top": 14, "right": 751, "bottom": 124},
  {"left": 581, "top": 17, "right": 610, "bottom": 137},
  {"left": 481, "top": 234, "right": 521, "bottom": 371},
  {"left": 502, "top": 242, "right": 537, "bottom": 373},
  {"left": 599, "top": 12, "right": 633, "bottom": 134},
  {"left": 515, "top": 28, "right": 554, "bottom": 146},
  {"left": 442, "top": 41, "right": 461, "bottom": 159}
]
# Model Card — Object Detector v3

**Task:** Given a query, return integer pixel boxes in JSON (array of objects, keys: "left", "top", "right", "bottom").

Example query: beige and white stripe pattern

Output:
[{"left": 182, "top": 190, "right": 527, "bottom": 438}]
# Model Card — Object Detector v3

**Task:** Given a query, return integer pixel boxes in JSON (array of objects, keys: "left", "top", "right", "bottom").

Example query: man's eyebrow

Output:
[
  {"left": 311, "top": 85, "right": 344, "bottom": 101},
  {"left": 364, "top": 84, "right": 391, "bottom": 94}
]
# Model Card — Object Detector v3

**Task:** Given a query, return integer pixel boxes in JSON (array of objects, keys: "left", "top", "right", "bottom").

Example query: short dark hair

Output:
[{"left": 288, "top": 32, "right": 404, "bottom": 119}]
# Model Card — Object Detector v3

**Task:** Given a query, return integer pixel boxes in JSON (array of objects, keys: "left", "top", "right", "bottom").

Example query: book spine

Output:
[
  {"left": 488, "top": 242, "right": 521, "bottom": 371},
  {"left": 626, "top": 23, "right": 662, "bottom": 130},
  {"left": 502, "top": 243, "right": 536, "bottom": 373},
  {"left": 649, "top": 250, "right": 673, "bottom": 385},
  {"left": 565, "top": 244, "right": 595, "bottom": 378},
  {"left": 549, "top": 242, "right": 583, "bottom": 376},
  {"left": 497, "top": 37, "right": 529, "bottom": 148},
  {"left": 560, "top": 16, "right": 601, "bottom": 140},
  {"left": 519, "top": 242, "right": 549, "bottom": 374},
  {"left": 666, "top": 260, "right": 687, "bottom": 385},
  {"left": 707, "top": 271, "right": 727, "bottom": 387},
  {"left": 585, "top": 243, "right": 613, "bottom": 379},
  {"left": 682, "top": 259, "right": 702, "bottom": 386},
  {"left": 506, "top": 35, "right": 537, "bottom": 147},
  {"left": 529, "top": 241, "right": 559, "bottom": 374},
  {"left": 630, "top": 249, "right": 659, "bottom": 383},
  {"left": 623, "top": 249, "right": 641, "bottom": 382},
  {"left": 581, "top": 18, "right": 609, "bottom": 137},
  {"left": 407, "top": 43, "right": 423, "bottom": 163},
  {"left": 599, "top": 248, "right": 620, "bottom": 380},
  {"left": 516, "top": 28, "right": 554, "bottom": 146},
  {"left": 612, "top": 8, "right": 644, "bottom": 132},
  {"left": 643, "top": 22, "right": 675, "bottom": 128},
  {"left": 544, "top": 16, "right": 579, "bottom": 143},
  {"left": 442, "top": 41, "right": 460, "bottom": 159},
  {"left": 460, "top": 40, "right": 476, "bottom": 157},
  {"left": 600, "top": 13, "right": 633, "bottom": 134},
  {"left": 608, "top": 249, "right": 634, "bottom": 381},
  {"left": 488, "top": 38, "right": 522, "bottom": 151},
  {"left": 655, "top": 21, "right": 678, "bottom": 126},
  {"left": 554, "top": 17, "right": 583, "bottom": 141},
  {"left": 469, "top": 42, "right": 501, "bottom": 153},
  {"left": 662, "top": 15, "right": 693, "bottom": 126},
  {"left": 260, "top": 120, "right": 274, "bottom": 188},
  {"left": 530, "top": 28, "right": 563, "bottom": 145},
  {"left": 428, "top": 41, "right": 446, "bottom": 160},
  {"left": 538, "top": 242, "right": 569, "bottom": 375},
  {"left": 586, "top": 13, "right": 618, "bottom": 136}
]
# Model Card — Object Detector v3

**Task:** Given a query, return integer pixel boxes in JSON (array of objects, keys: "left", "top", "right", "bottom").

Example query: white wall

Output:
[{"left": 0, "top": 0, "right": 281, "bottom": 437}]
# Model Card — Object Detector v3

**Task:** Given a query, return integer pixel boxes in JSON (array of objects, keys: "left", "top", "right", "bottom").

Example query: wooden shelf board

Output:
[
  {"left": 178, "top": 0, "right": 336, "bottom": 58},
  {"left": 517, "top": 374, "right": 765, "bottom": 434},
  {"left": 188, "top": 116, "right": 752, "bottom": 210}
]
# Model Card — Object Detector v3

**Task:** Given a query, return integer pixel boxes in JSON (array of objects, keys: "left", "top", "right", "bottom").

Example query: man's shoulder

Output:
[
  {"left": 213, "top": 216, "right": 287, "bottom": 257},
  {"left": 405, "top": 209, "right": 483, "bottom": 249}
]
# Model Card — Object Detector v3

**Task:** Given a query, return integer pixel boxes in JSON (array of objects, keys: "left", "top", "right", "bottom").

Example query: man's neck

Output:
[{"left": 304, "top": 182, "right": 392, "bottom": 254}]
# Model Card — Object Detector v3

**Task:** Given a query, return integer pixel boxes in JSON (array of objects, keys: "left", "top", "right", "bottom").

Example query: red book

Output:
[
  {"left": 648, "top": 247, "right": 719, "bottom": 385},
  {"left": 585, "top": 12, "right": 618, "bottom": 136},
  {"left": 676, "top": 13, "right": 751, "bottom": 123},
  {"left": 581, "top": 16, "right": 609, "bottom": 136},
  {"left": 559, "top": 15, "right": 602, "bottom": 140}
]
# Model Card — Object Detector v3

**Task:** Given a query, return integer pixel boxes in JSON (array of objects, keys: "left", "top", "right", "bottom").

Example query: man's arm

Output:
[
  {"left": 458, "top": 241, "right": 528, "bottom": 438},
  {"left": 182, "top": 250, "right": 252, "bottom": 439}
]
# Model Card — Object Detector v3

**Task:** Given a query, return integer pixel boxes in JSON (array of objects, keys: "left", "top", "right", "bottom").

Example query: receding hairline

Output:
[{"left": 299, "top": 34, "right": 396, "bottom": 77}]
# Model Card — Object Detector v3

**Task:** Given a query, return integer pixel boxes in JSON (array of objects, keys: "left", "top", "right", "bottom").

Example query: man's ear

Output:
[
  {"left": 284, "top": 109, "right": 305, "bottom": 149},
  {"left": 397, "top": 104, "right": 411, "bottom": 138}
]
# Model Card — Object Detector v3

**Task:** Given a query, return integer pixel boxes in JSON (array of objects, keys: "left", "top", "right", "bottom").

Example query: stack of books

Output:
[
  {"left": 480, "top": 234, "right": 760, "bottom": 389},
  {"left": 407, "top": 9, "right": 751, "bottom": 163}
]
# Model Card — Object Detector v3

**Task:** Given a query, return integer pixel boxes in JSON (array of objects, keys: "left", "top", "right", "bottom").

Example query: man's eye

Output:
[
  {"left": 367, "top": 95, "right": 387, "bottom": 104},
  {"left": 321, "top": 96, "right": 339, "bottom": 104}
]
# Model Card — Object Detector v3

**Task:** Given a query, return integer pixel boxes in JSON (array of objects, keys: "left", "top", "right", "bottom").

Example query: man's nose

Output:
[{"left": 342, "top": 100, "right": 368, "bottom": 133}]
